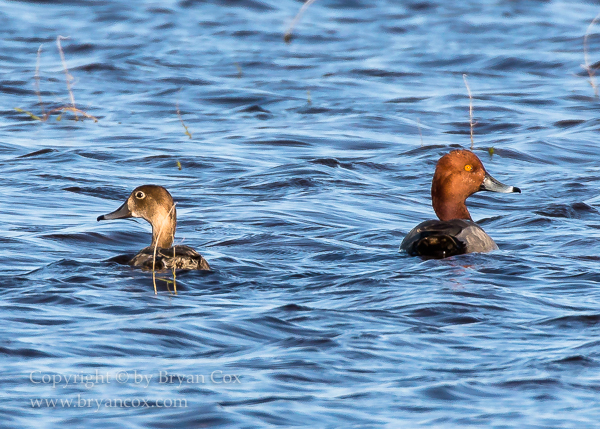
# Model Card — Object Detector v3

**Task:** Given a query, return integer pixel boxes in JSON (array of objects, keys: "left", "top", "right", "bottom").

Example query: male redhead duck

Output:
[
  {"left": 400, "top": 149, "right": 521, "bottom": 259},
  {"left": 97, "top": 185, "right": 210, "bottom": 270}
]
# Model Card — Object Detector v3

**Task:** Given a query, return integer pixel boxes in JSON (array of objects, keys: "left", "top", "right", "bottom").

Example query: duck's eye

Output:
[
  {"left": 464, "top": 164, "right": 473, "bottom": 172},
  {"left": 135, "top": 191, "right": 146, "bottom": 199}
]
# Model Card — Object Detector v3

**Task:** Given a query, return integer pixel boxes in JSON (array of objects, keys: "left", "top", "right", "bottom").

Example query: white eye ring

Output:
[{"left": 135, "top": 191, "right": 146, "bottom": 199}]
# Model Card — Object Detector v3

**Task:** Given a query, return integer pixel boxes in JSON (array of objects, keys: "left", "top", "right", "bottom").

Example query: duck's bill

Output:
[
  {"left": 479, "top": 172, "right": 521, "bottom": 194},
  {"left": 97, "top": 202, "right": 132, "bottom": 221}
]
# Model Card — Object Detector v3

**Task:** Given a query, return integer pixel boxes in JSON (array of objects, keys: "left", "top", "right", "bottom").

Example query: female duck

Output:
[
  {"left": 97, "top": 185, "right": 210, "bottom": 270},
  {"left": 400, "top": 150, "right": 521, "bottom": 259}
]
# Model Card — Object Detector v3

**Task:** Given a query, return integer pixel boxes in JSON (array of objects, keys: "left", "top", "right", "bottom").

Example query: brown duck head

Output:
[
  {"left": 431, "top": 150, "right": 520, "bottom": 221},
  {"left": 97, "top": 185, "right": 177, "bottom": 248}
]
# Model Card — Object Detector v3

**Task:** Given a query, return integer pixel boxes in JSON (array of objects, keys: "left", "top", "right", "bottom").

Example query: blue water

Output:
[{"left": 2, "top": 0, "right": 600, "bottom": 427}]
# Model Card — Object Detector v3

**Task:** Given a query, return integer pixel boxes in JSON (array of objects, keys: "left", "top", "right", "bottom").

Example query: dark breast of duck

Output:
[
  {"left": 400, "top": 219, "right": 498, "bottom": 259},
  {"left": 130, "top": 245, "right": 211, "bottom": 271}
]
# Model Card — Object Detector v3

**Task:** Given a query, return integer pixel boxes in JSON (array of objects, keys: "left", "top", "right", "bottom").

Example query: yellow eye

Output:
[{"left": 464, "top": 164, "right": 473, "bottom": 172}]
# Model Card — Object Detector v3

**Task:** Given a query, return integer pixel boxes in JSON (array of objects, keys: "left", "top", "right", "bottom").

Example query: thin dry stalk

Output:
[
  {"left": 16, "top": 37, "right": 98, "bottom": 122},
  {"left": 56, "top": 36, "right": 77, "bottom": 116},
  {"left": 43, "top": 106, "right": 97, "bottom": 122},
  {"left": 583, "top": 12, "right": 600, "bottom": 97},
  {"left": 14, "top": 108, "right": 41, "bottom": 121},
  {"left": 156, "top": 277, "right": 176, "bottom": 294},
  {"left": 35, "top": 45, "right": 45, "bottom": 116},
  {"left": 152, "top": 202, "right": 177, "bottom": 295},
  {"left": 172, "top": 247, "right": 177, "bottom": 295},
  {"left": 16, "top": 106, "right": 97, "bottom": 122},
  {"left": 176, "top": 91, "right": 192, "bottom": 139},
  {"left": 284, "top": 0, "right": 319, "bottom": 43},
  {"left": 170, "top": 237, "right": 188, "bottom": 295},
  {"left": 462, "top": 74, "right": 474, "bottom": 150}
]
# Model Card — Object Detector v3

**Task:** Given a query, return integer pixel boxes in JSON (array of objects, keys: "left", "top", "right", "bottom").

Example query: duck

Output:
[
  {"left": 400, "top": 149, "right": 521, "bottom": 259},
  {"left": 97, "top": 185, "right": 210, "bottom": 270}
]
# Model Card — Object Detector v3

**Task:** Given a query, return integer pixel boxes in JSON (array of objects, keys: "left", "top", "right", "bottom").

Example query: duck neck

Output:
[
  {"left": 150, "top": 206, "right": 176, "bottom": 248},
  {"left": 431, "top": 183, "right": 472, "bottom": 221},
  {"left": 433, "top": 199, "right": 472, "bottom": 221}
]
